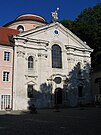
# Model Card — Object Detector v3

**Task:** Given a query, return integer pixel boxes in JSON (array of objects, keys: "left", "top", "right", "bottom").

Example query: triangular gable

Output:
[
  {"left": 25, "top": 80, "right": 37, "bottom": 85},
  {"left": 16, "top": 22, "right": 93, "bottom": 52}
]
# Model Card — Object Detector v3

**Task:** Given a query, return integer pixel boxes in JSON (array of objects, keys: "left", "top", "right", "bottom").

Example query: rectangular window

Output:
[
  {"left": 27, "top": 85, "right": 34, "bottom": 98},
  {"left": 3, "top": 72, "right": 9, "bottom": 81},
  {"left": 1, "top": 95, "right": 11, "bottom": 110},
  {"left": 4, "top": 52, "right": 10, "bottom": 61}
]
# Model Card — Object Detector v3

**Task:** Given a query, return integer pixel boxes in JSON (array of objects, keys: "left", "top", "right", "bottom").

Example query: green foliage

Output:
[
  {"left": 60, "top": 20, "right": 74, "bottom": 31},
  {"left": 60, "top": 3, "right": 101, "bottom": 68}
]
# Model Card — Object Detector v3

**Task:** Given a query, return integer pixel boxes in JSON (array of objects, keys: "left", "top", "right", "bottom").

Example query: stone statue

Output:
[{"left": 52, "top": 8, "right": 59, "bottom": 22}]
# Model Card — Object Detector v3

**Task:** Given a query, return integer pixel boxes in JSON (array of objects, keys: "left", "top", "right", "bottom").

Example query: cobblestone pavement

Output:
[{"left": 0, "top": 107, "right": 101, "bottom": 135}]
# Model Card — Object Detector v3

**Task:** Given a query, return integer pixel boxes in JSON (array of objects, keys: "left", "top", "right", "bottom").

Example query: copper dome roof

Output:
[
  {"left": 15, "top": 14, "right": 46, "bottom": 23},
  {"left": 3, "top": 14, "right": 47, "bottom": 27}
]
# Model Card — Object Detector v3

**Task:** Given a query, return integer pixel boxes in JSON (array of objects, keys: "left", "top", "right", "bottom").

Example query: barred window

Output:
[
  {"left": 4, "top": 52, "right": 10, "bottom": 61},
  {"left": 3, "top": 72, "right": 9, "bottom": 81},
  {"left": 1, "top": 95, "right": 11, "bottom": 110}
]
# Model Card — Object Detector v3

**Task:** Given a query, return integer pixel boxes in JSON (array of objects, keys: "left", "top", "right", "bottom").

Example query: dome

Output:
[
  {"left": 3, "top": 13, "right": 47, "bottom": 32},
  {"left": 15, "top": 14, "right": 46, "bottom": 23}
]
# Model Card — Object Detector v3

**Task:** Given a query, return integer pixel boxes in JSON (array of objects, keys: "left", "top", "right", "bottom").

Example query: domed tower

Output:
[{"left": 3, "top": 14, "right": 47, "bottom": 32}]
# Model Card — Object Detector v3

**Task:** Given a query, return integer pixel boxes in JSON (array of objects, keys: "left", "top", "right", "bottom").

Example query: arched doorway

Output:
[{"left": 55, "top": 88, "right": 63, "bottom": 104}]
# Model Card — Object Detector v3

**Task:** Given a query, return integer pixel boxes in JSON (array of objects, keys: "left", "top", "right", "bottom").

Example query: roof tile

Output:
[{"left": 0, "top": 27, "right": 20, "bottom": 45}]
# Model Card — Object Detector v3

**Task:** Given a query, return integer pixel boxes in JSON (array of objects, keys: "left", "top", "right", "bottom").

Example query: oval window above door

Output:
[{"left": 54, "top": 77, "right": 62, "bottom": 84}]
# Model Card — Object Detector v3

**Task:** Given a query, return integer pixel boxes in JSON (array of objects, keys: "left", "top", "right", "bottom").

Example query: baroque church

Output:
[{"left": 0, "top": 11, "right": 93, "bottom": 110}]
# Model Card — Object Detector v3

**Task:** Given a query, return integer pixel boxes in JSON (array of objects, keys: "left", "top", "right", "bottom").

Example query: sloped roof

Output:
[{"left": 0, "top": 27, "right": 20, "bottom": 45}]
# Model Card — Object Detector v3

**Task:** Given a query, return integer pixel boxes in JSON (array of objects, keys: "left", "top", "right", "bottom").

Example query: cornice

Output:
[
  {"left": 65, "top": 44, "right": 93, "bottom": 52},
  {"left": 13, "top": 35, "right": 49, "bottom": 44}
]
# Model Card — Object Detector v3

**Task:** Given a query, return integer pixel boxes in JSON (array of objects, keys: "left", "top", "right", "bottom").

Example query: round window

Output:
[
  {"left": 54, "top": 77, "right": 62, "bottom": 84},
  {"left": 17, "top": 25, "right": 24, "bottom": 32},
  {"left": 54, "top": 29, "right": 58, "bottom": 34}
]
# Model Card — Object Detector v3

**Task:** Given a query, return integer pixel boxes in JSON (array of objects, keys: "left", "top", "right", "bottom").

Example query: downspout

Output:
[{"left": 11, "top": 44, "right": 15, "bottom": 110}]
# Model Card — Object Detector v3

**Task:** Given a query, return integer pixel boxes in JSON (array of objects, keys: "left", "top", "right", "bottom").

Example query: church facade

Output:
[{"left": 0, "top": 13, "right": 93, "bottom": 110}]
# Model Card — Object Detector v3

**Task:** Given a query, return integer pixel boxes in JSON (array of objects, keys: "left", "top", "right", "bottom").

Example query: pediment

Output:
[
  {"left": 25, "top": 80, "right": 37, "bottom": 85},
  {"left": 15, "top": 22, "right": 93, "bottom": 52}
]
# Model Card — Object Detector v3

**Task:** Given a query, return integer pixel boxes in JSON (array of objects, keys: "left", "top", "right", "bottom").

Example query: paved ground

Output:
[{"left": 0, "top": 107, "right": 101, "bottom": 135}]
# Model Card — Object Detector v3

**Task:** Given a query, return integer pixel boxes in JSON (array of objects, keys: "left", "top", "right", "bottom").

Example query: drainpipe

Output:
[{"left": 11, "top": 44, "right": 15, "bottom": 110}]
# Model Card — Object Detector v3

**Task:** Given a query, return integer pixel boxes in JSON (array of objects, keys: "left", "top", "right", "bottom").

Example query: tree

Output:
[
  {"left": 61, "top": 3, "right": 101, "bottom": 68},
  {"left": 60, "top": 20, "right": 73, "bottom": 31}
]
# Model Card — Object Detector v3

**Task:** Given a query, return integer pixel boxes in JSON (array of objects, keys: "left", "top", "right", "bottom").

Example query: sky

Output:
[{"left": 0, "top": 0, "right": 100, "bottom": 26}]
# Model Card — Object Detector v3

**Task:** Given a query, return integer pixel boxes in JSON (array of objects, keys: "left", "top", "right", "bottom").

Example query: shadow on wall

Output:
[
  {"left": 68, "top": 62, "right": 92, "bottom": 106},
  {"left": 28, "top": 83, "right": 53, "bottom": 109},
  {"left": 28, "top": 62, "right": 92, "bottom": 109}
]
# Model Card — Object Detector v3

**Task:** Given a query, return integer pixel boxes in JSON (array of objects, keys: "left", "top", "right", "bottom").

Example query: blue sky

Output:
[{"left": 0, "top": 0, "right": 100, "bottom": 26}]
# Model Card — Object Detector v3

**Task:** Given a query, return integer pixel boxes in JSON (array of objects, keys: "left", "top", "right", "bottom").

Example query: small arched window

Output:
[
  {"left": 52, "top": 45, "right": 62, "bottom": 68},
  {"left": 17, "top": 25, "right": 24, "bottom": 32},
  {"left": 28, "top": 56, "right": 33, "bottom": 69}
]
